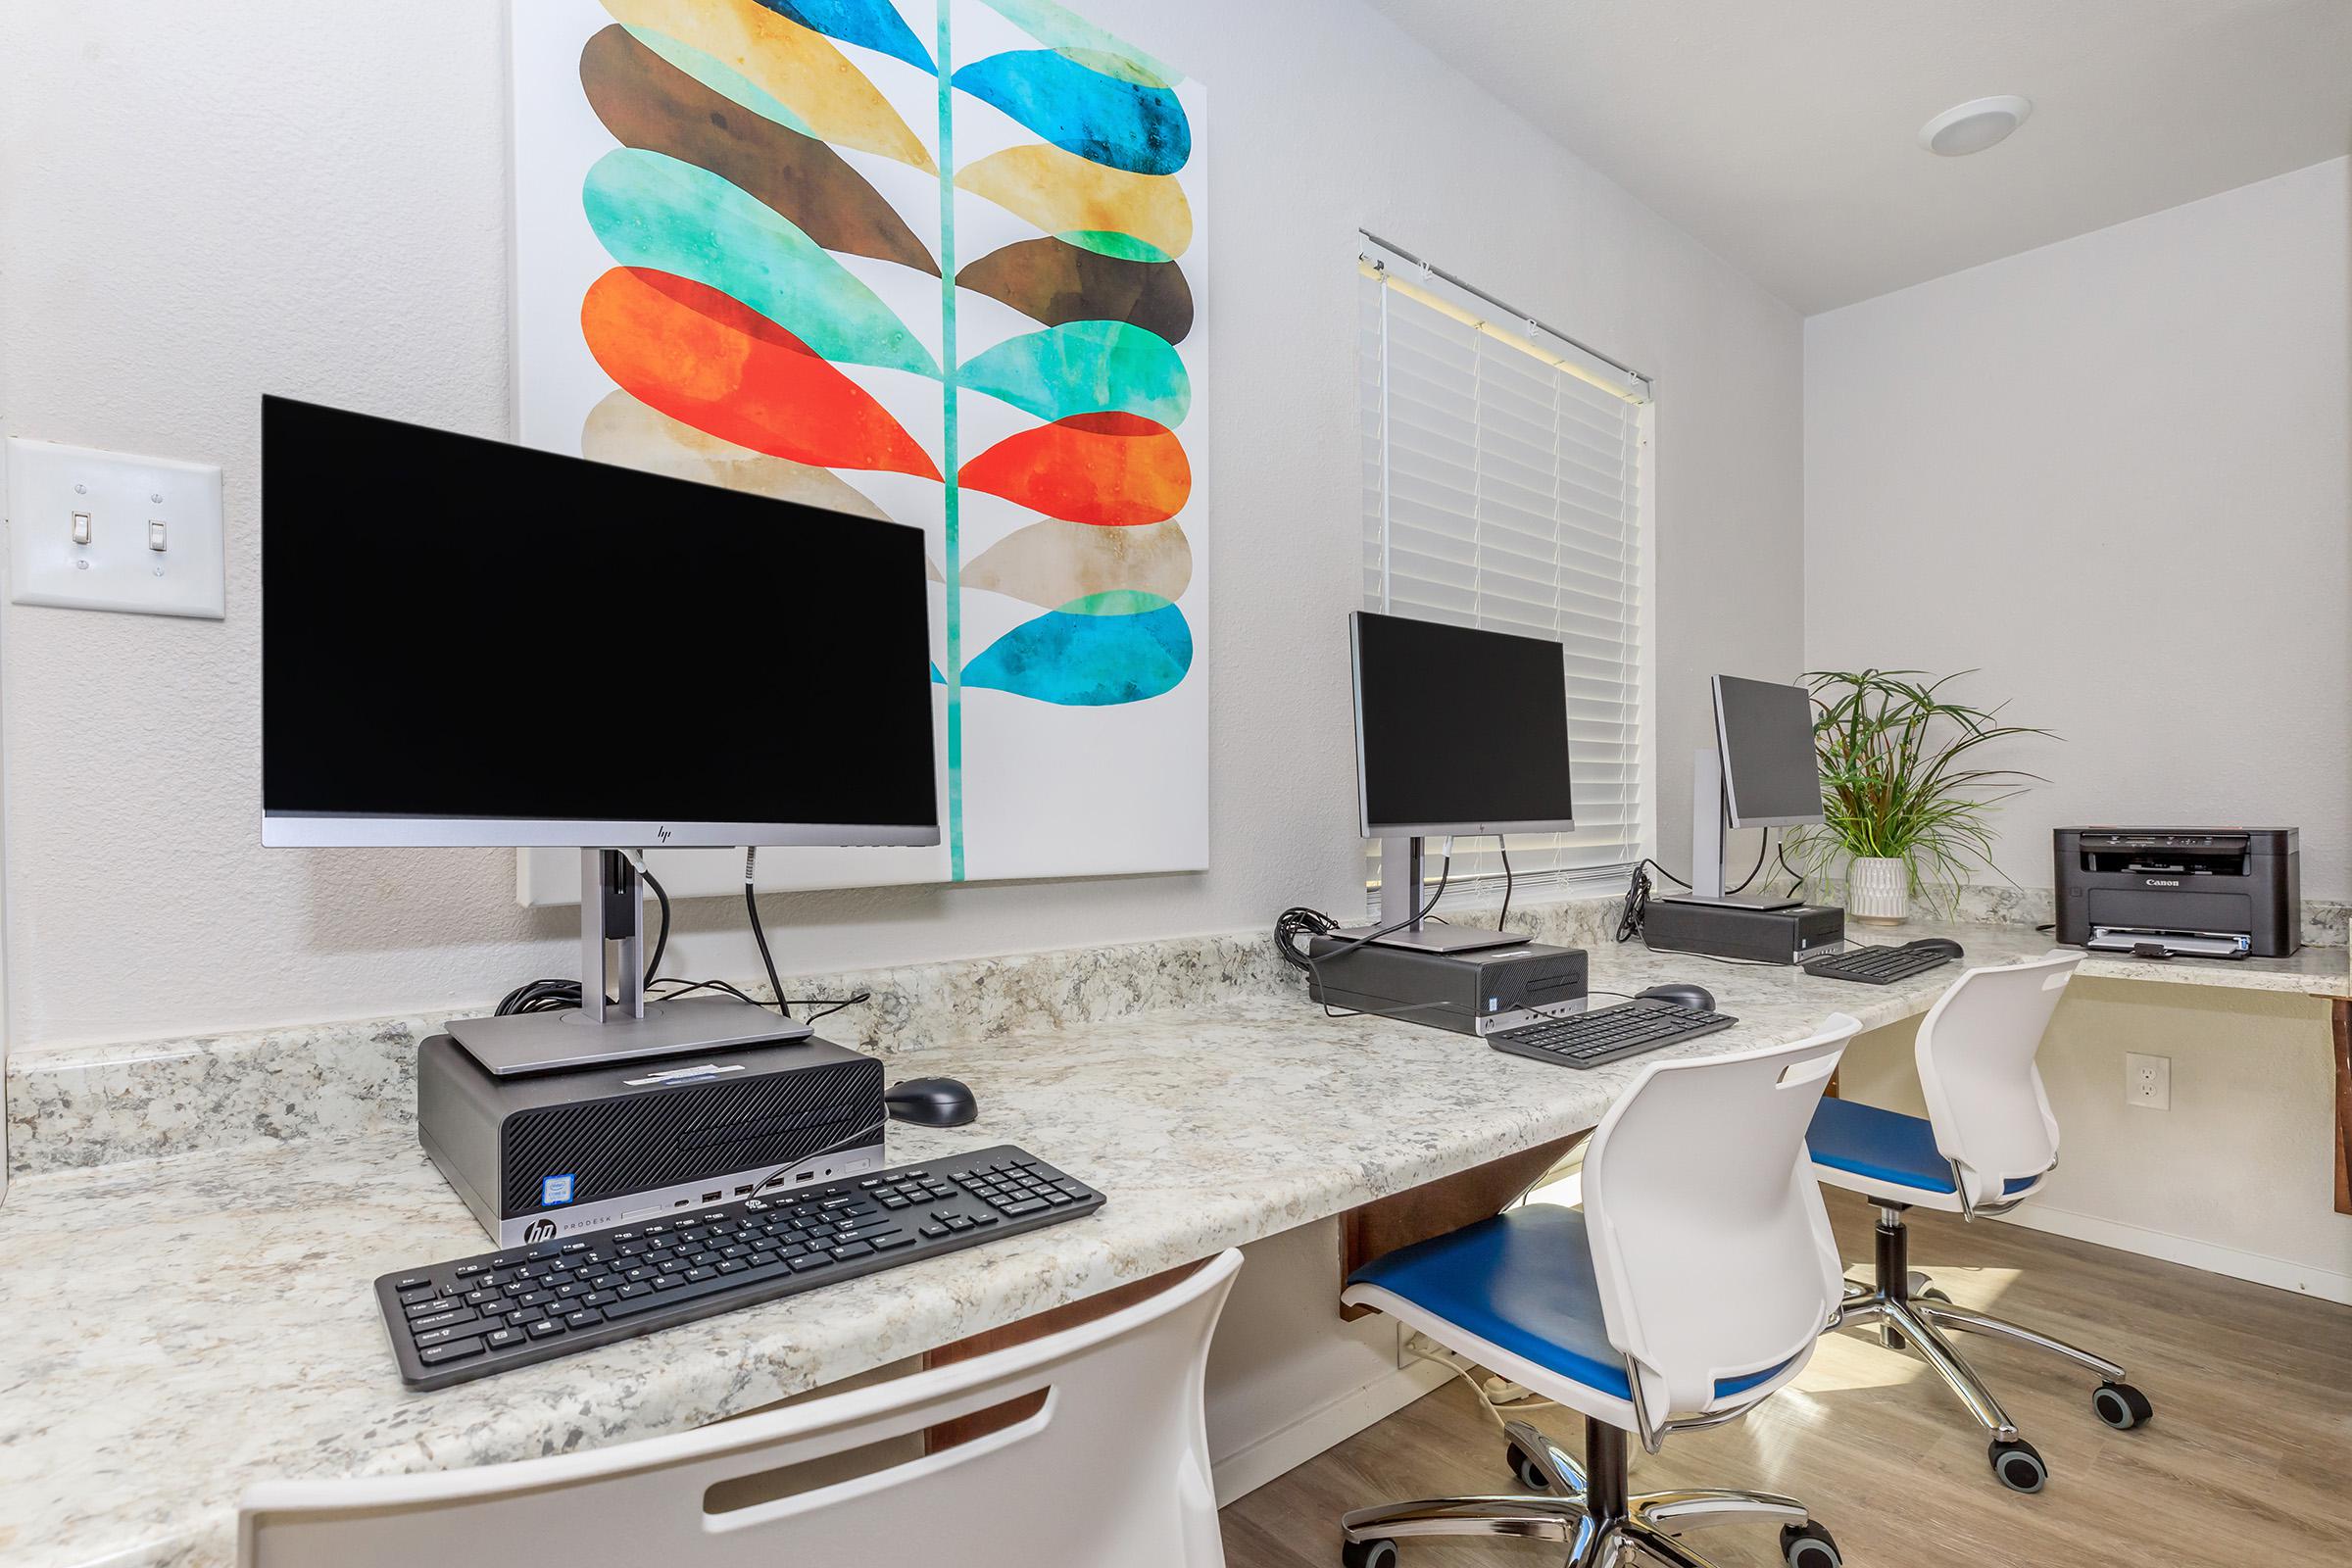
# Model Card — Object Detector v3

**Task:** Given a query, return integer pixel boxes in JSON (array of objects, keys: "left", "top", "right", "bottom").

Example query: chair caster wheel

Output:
[
  {"left": 2093, "top": 1381, "right": 2153, "bottom": 1430},
  {"left": 1504, "top": 1442, "right": 1548, "bottom": 1491},
  {"left": 1782, "top": 1520, "right": 1843, "bottom": 1568},
  {"left": 1342, "top": 1538, "right": 1399, "bottom": 1568},
  {"left": 1988, "top": 1437, "right": 2048, "bottom": 1493},
  {"left": 1917, "top": 1286, "right": 1951, "bottom": 1304}
]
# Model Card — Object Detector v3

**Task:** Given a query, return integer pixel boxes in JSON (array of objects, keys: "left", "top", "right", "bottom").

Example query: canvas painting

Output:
[{"left": 512, "top": 0, "right": 1206, "bottom": 889}]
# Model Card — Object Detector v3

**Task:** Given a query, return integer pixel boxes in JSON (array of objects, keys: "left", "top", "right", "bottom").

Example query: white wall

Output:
[
  {"left": 0, "top": 0, "right": 1801, "bottom": 1048},
  {"left": 1838, "top": 982, "right": 2352, "bottom": 1304},
  {"left": 1805, "top": 158, "right": 2351, "bottom": 897}
]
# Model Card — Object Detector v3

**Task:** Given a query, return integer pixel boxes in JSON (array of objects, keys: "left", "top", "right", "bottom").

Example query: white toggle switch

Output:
[{"left": 6, "top": 438, "right": 223, "bottom": 618}]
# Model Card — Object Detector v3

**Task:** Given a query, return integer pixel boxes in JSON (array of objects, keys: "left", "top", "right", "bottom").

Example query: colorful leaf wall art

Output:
[{"left": 514, "top": 0, "right": 1207, "bottom": 886}]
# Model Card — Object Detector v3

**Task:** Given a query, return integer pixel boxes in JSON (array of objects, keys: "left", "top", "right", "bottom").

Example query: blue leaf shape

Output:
[
  {"left": 963, "top": 603, "right": 1193, "bottom": 705},
  {"left": 952, "top": 49, "right": 1191, "bottom": 175},
  {"left": 752, "top": 0, "right": 936, "bottom": 72}
]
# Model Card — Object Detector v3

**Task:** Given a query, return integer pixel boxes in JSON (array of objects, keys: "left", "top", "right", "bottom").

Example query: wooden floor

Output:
[{"left": 1222, "top": 1192, "right": 2352, "bottom": 1567}]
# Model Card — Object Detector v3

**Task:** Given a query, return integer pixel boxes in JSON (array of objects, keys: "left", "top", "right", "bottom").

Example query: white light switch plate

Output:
[{"left": 6, "top": 437, "right": 225, "bottom": 618}]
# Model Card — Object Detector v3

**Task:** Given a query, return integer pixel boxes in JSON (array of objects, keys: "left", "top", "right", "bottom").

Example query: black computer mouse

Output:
[
  {"left": 1636, "top": 982, "right": 1716, "bottom": 1012},
  {"left": 885, "top": 1076, "right": 979, "bottom": 1127},
  {"left": 1906, "top": 937, "right": 1966, "bottom": 960}
]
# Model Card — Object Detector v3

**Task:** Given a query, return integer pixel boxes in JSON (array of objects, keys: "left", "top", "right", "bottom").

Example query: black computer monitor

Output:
[
  {"left": 1350, "top": 611, "right": 1577, "bottom": 837},
  {"left": 260, "top": 396, "right": 941, "bottom": 851},
  {"left": 1712, "top": 674, "right": 1824, "bottom": 828}
]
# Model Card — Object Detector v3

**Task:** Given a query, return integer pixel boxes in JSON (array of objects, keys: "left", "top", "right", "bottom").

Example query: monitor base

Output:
[
  {"left": 1660, "top": 892, "right": 1804, "bottom": 912},
  {"left": 1335, "top": 921, "right": 1531, "bottom": 955},
  {"left": 445, "top": 997, "right": 811, "bottom": 1077},
  {"left": 445, "top": 850, "right": 815, "bottom": 1076}
]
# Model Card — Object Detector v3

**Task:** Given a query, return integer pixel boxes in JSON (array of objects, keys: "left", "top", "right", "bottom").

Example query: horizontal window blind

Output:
[{"left": 1359, "top": 240, "right": 1652, "bottom": 906}]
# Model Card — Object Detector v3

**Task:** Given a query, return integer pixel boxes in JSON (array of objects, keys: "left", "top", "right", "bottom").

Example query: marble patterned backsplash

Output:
[
  {"left": 5, "top": 929, "right": 1294, "bottom": 1180},
  {"left": 2, "top": 884, "right": 2328, "bottom": 1181}
]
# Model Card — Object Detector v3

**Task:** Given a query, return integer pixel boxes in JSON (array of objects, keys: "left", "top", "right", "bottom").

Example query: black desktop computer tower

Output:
[{"left": 1642, "top": 899, "right": 1845, "bottom": 965}]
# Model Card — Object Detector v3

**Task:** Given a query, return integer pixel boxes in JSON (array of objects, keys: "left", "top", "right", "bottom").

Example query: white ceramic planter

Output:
[{"left": 1847, "top": 856, "right": 1910, "bottom": 925}]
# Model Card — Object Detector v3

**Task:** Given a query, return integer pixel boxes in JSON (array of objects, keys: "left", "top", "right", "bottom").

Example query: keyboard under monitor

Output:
[
  {"left": 1488, "top": 1001, "right": 1737, "bottom": 1069},
  {"left": 377, "top": 1144, "right": 1102, "bottom": 1390},
  {"left": 1802, "top": 945, "right": 1955, "bottom": 986}
]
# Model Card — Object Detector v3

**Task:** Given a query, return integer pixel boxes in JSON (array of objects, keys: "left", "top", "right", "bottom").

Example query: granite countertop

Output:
[
  {"left": 0, "top": 920, "right": 2336, "bottom": 1567},
  {"left": 2068, "top": 938, "right": 2347, "bottom": 996}
]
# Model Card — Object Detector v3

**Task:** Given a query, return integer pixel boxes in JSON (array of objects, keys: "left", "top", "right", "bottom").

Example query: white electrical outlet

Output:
[
  {"left": 2125, "top": 1052, "right": 2170, "bottom": 1109},
  {"left": 6, "top": 437, "right": 225, "bottom": 618}
]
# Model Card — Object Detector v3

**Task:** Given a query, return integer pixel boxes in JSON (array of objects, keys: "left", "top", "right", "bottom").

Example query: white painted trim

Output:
[
  {"left": 0, "top": 482, "right": 13, "bottom": 1207},
  {"left": 1990, "top": 1203, "right": 2352, "bottom": 1307},
  {"left": 1209, "top": 1356, "right": 1452, "bottom": 1505},
  {"left": 1634, "top": 401, "right": 1659, "bottom": 868}
]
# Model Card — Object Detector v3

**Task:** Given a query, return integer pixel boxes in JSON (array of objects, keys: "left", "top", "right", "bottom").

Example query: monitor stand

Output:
[
  {"left": 445, "top": 850, "right": 809, "bottom": 1076},
  {"left": 1335, "top": 835, "right": 1531, "bottom": 954},
  {"left": 1662, "top": 749, "right": 1802, "bottom": 910}
]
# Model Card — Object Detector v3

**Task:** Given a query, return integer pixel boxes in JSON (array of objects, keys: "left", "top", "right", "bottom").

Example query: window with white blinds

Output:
[{"left": 1358, "top": 240, "right": 1653, "bottom": 906}]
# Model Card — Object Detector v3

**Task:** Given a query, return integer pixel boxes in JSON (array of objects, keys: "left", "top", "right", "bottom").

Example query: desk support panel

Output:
[{"left": 2333, "top": 1000, "right": 2350, "bottom": 1217}]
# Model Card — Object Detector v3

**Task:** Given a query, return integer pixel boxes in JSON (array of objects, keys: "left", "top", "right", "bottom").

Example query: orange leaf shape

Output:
[
  {"left": 580, "top": 266, "right": 938, "bottom": 478},
  {"left": 957, "top": 412, "right": 1188, "bottom": 526}
]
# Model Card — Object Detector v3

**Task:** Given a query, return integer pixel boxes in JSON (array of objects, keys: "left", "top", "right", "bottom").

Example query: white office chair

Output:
[
  {"left": 1336, "top": 1016, "right": 1861, "bottom": 1568},
  {"left": 241, "top": 1250, "right": 1241, "bottom": 1568},
  {"left": 1806, "top": 951, "right": 2152, "bottom": 1494}
]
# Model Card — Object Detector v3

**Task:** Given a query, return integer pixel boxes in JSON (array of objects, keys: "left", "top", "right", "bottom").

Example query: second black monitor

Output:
[
  {"left": 1713, "top": 674, "right": 1824, "bottom": 827},
  {"left": 1351, "top": 611, "right": 1577, "bottom": 837}
]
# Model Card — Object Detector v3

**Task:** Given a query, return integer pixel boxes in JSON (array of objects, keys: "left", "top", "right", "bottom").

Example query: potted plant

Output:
[{"left": 1792, "top": 669, "right": 2053, "bottom": 924}]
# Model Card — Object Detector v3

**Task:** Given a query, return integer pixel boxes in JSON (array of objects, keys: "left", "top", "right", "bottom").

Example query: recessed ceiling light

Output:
[{"left": 1919, "top": 95, "right": 2033, "bottom": 157}]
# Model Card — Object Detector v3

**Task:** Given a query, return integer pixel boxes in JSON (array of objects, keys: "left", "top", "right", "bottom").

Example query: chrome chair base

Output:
[
  {"left": 1835, "top": 1203, "right": 2146, "bottom": 1491},
  {"left": 1339, "top": 1416, "right": 1820, "bottom": 1568}
]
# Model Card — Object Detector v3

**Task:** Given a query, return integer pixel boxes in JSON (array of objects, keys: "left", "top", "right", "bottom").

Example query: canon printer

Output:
[{"left": 2054, "top": 827, "right": 2299, "bottom": 959}]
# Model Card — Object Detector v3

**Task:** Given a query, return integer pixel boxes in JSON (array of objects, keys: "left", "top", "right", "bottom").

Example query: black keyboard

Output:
[
  {"left": 1803, "top": 945, "right": 1955, "bottom": 986},
  {"left": 1489, "top": 1001, "right": 1737, "bottom": 1069},
  {"left": 376, "top": 1145, "right": 1103, "bottom": 1390}
]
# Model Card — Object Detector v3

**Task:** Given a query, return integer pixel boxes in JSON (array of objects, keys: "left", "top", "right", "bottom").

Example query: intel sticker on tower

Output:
[{"left": 541, "top": 1174, "right": 575, "bottom": 1207}]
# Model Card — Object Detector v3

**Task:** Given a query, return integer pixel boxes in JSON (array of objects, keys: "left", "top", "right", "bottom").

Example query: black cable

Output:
[
  {"left": 494, "top": 866, "right": 673, "bottom": 1016},
  {"left": 743, "top": 1117, "right": 890, "bottom": 1202},
  {"left": 1498, "top": 836, "right": 1513, "bottom": 933},
  {"left": 745, "top": 848, "right": 791, "bottom": 1021},
  {"left": 1275, "top": 851, "right": 1452, "bottom": 974},
  {"left": 1614, "top": 834, "right": 1770, "bottom": 946},
  {"left": 648, "top": 974, "right": 874, "bottom": 1023},
  {"left": 1616, "top": 862, "right": 1652, "bottom": 943},
  {"left": 1275, "top": 850, "right": 1462, "bottom": 1021},
  {"left": 735, "top": 851, "right": 875, "bottom": 1021},
  {"left": 1777, "top": 844, "right": 1807, "bottom": 902},
  {"left": 644, "top": 868, "right": 669, "bottom": 980},
  {"left": 1726, "top": 832, "right": 1770, "bottom": 896},
  {"left": 495, "top": 856, "right": 871, "bottom": 1028}
]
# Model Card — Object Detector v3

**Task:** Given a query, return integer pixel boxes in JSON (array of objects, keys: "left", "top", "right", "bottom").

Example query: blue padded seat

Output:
[
  {"left": 1808, "top": 1096, "right": 2036, "bottom": 1197},
  {"left": 1345, "top": 1203, "right": 1793, "bottom": 1402}
]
